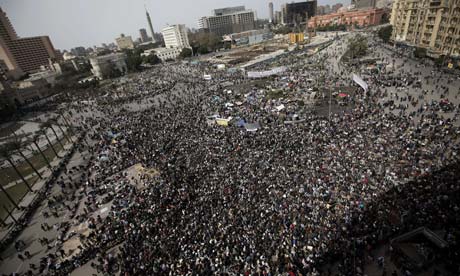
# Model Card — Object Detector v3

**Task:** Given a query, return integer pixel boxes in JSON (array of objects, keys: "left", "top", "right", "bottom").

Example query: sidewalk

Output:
[{"left": 0, "top": 141, "right": 74, "bottom": 240}]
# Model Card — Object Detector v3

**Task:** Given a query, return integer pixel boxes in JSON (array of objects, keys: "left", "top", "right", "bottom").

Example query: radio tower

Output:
[{"left": 145, "top": 4, "right": 156, "bottom": 43}]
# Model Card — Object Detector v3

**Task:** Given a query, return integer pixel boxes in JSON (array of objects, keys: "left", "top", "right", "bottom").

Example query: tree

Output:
[
  {"left": 414, "top": 47, "right": 427, "bottom": 58},
  {"left": 179, "top": 48, "right": 192, "bottom": 59},
  {"left": 0, "top": 185, "right": 19, "bottom": 209},
  {"left": 188, "top": 31, "right": 223, "bottom": 54},
  {"left": 57, "top": 112, "right": 75, "bottom": 142},
  {"left": 50, "top": 118, "right": 71, "bottom": 144},
  {"left": 32, "top": 134, "right": 51, "bottom": 169},
  {"left": 41, "top": 121, "right": 64, "bottom": 151},
  {"left": 0, "top": 142, "right": 33, "bottom": 192},
  {"left": 10, "top": 139, "right": 42, "bottom": 179},
  {"left": 347, "top": 34, "right": 368, "bottom": 59},
  {"left": 124, "top": 49, "right": 143, "bottom": 72},
  {"left": 378, "top": 25, "right": 393, "bottom": 43},
  {"left": 38, "top": 129, "right": 60, "bottom": 159},
  {"left": 198, "top": 45, "right": 209, "bottom": 55},
  {"left": 143, "top": 54, "right": 161, "bottom": 65},
  {"left": 273, "top": 25, "right": 292, "bottom": 34}
]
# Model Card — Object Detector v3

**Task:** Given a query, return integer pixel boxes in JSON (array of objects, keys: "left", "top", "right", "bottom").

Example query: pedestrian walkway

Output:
[
  {"left": 0, "top": 141, "right": 74, "bottom": 239},
  {"left": 0, "top": 139, "right": 88, "bottom": 275}
]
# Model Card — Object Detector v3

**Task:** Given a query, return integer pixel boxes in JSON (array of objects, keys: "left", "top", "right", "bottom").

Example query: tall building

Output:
[
  {"left": 332, "top": 3, "right": 344, "bottom": 12},
  {"left": 115, "top": 34, "right": 134, "bottom": 50},
  {"left": 199, "top": 6, "right": 256, "bottom": 36},
  {"left": 161, "top": 24, "right": 190, "bottom": 49},
  {"left": 139, "top": 28, "right": 150, "bottom": 43},
  {"left": 282, "top": 1, "right": 317, "bottom": 26},
  {"left": 145, "top": 8, "right": 157, "bottom": 43},
  {"left": 352, "top": 0, "right": 377, "bottom": 9},
  {"left": 275, "top": 11, "right": 283, "bottom": 24},
  {"left": 269, "top": 2, "right": 275, "bottom": 23},
  {"left": 391, "top": 0, "right": 460, "bottom": 57},
  {"left": 0, "top": 8, "right": 59, "bottom": 79},
  {"left": 70, "top": 46, "right": 87, "bottom": 57},
  {"left": 214, "top": 6, "right": 246, "bottom": 16}
]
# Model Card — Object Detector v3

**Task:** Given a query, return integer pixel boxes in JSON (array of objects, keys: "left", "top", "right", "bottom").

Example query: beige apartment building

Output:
[
  {"left": 115, "top": 34, "right": 135, "bottom": 50},
  {"left": 390, "top": 0, "right": 460, "bottom": 57}
]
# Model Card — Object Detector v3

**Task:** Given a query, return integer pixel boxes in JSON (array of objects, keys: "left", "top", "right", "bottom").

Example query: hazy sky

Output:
[{"left": 1, "top": 0, "right": 348, "bottom": 50}]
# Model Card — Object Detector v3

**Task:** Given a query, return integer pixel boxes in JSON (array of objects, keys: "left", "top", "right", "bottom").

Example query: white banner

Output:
[
  {"left": 353, "top": 74, "right": 368, "bottom": 92},
  {"left": 247, "top": 66, "right": 287, "bottom": 78}
]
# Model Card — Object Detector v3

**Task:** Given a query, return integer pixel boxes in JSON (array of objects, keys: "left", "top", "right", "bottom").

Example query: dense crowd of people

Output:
[{"left": 2, "top": 33, "right": 460, "bottom": 276}]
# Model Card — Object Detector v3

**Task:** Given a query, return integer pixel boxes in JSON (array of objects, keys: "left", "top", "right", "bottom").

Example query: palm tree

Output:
[
  {"left": 58, "top": 112, "right": 74, "bottom": 136},
  {"left": 41, "top": 121, "right": 64, "bottom": 151},
  {"left": 32, "top": 134, "right": 51, "bottom": 169},
  {"left": 10, "top": 139, "right": 42, "bottom": 179},
  {"left": 0, "top": 142, "right": 33, "bottom": 192},
  {"left": 50, "top": 118, "right": 71, "bottom": 144},
  {"left": 0, "top": 185, "right": 19, "bottom": 209},
  {"left": 58, "top": 112, "right": 76, "bottom": 143},
  {"left": 38, "top": 129, "right": 60, "bottom": 158}
]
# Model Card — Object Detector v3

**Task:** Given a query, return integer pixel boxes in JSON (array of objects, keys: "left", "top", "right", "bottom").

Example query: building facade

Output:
[
  {"left": 115, "top": 34, "right": 135, "bottom": 50},
  {"left": 199, "top": 6, "right": 256, "bottom": 36},
  {"left": 223, "top": 29, "right": 274, "bottom": 47},
  {"left": 89, "top": 53, "right": 127, "bottom": 79},
  {"left": 142, "top": 47, "right": 182, "bottom": 62},
  {"left": 161, "top": 25, "right": 190, "bottom": 49},
  {"left": 308, "top": 8, "right": 385, "bottom": 28},
  {"left": 269, "top": 2, "right": 275, "bottom": 23},
  {"left": 282, "top": 1, "right": 317, "bottom": 25},
  {"left": 0, "top": 8, "right": 59, "bottom": 78},
  {"left": 139, "top": 28, "right": 150, "bottom": 43},
  {"left": 391, "top": 0, "right": 460, "bottom": 57}
]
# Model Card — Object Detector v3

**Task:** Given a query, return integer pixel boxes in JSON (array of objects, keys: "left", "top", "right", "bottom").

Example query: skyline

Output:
[{"left": 0, "top": 0, "right": 349, "bottom": 51}]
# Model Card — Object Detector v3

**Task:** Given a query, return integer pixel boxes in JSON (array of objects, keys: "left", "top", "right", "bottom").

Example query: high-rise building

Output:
[
  {"left": 199, "top": 6, "right": 256, "bottom": 36},
  {"left": 332, "top": 3, "right": 344, "bottom": 13},
  {"left": 390, "top": 0, "right": 460, "bottom": 57},
  {"left": 352, "top": 0, "right": 377, "bottom": 9},
  {"left": 161, "top": 24, "right": 190, "bottom": 49},
  {"left": 0, "top": 8, "right": 60, "bottom": 79},
  {"left": 139, "top": 28, "right": 150, "bottom": 43},
  {"left": 115, "top": 34, "right": 134, "bottom": 50},
  {"left": 145, "top": 8, "right": 157, "bottom": 43},
  {"left": 317, "top": 6, "right": 326, "bottom": 15},
  {"left": 70, "top": 46, "right": 87, "bottom": 57},
  {"left": 281, "top": 1, "right": 317, "bottom": 26},
  {"left": 214, "top": 6, "right": 246, "bottom": 16},
  {"left": 269, "top": 2, "right": 275, "bottom": 23},
  {"left": 198, "top": 17, "right": 209, "bottom": 31},
  {"left": 275, "top": 11, "right": 283, "bottom": 24}
]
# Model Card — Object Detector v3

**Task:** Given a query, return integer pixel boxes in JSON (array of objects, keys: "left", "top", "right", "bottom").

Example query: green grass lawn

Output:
[
  {"left": 0, "top": 175, "right": 40, "bottom": 222},
  {"left": 0, "top": 122, "right": 24, "bottom": 139},
  {"left": 0, "top": 135, "right": 69, "bottom": 188}
]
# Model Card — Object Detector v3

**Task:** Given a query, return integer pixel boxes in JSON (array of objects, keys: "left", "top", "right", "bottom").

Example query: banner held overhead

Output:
[{"left": 352, "top": 74, "right": 368, "bottom": 92}]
